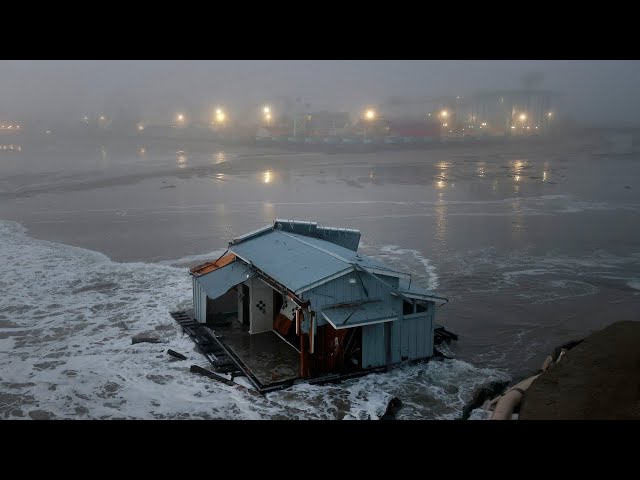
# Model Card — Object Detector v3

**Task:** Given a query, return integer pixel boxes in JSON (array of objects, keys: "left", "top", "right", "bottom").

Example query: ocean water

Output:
[
  {"left": 0, "top": 220, "right": 509, "bottom": 419},
  {"left": 1, "top": 137, "right": 639, "bottom": 419}
]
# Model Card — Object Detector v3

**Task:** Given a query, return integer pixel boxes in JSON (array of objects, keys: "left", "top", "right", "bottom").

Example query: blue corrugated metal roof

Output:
[
  {"left": 281, "top": 232, "right": 401, "bottom": 274},
  {"left": 273, "top": 219, "right": 361, "bottom": 251},
  {"left": 229, "top": 230, "right": 352, "bottom": 294},
  {"left": 196, "top": 261, "right": 255, "bottom": 300},
  {"left": 229, "top": 230, "right": 410, "bottom": 294},
  {"left": 320, "top": 300, "right": 398, "bottom": 329}
]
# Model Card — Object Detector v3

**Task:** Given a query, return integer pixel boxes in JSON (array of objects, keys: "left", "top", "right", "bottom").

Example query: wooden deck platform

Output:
[
  {"left": 171, "top": 311, "right": 458, "bottom": 394},
  {"left": 171, "top": 310, "right": 300, "bottom": 393},
  {"left": 211, "top": 321, "right": 300, "bottom": 388}
]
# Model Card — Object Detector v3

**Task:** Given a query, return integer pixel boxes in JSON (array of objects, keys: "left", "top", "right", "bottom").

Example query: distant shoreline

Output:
[{"left": 1, "top": 129, "right": 578, "bottom": 155}]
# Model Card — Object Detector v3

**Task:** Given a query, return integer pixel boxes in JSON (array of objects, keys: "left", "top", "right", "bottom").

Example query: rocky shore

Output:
[
  {"left": 464, "top": 320, "right": 640, "bottom": 420},
  {"left": 519, "top": 320, "right": 640, "bottom": 420}
]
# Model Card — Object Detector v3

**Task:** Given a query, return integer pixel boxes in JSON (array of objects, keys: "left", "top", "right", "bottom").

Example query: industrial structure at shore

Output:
[
  {"left": 2, "top": 86, "right": 561, "bottom": 146},
  {"left": 150, "top": 88, "right": 560, "bottom": 144}
]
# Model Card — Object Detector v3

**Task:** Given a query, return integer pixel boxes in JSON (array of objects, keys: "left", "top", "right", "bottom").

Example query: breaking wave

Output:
[{"left": 0, "top": 220, "right": 505, "bottom": 419}]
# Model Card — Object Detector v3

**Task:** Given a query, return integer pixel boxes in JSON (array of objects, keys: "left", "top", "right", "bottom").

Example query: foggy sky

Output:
[{"left": 2, "top": 60, "right": 640, "bottom": 127}]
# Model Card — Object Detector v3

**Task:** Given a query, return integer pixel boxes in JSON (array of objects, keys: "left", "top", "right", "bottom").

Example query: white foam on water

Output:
[
  {"left": 377, "top": 245, "right": 439, "bottom": 289},
  {"left": 441, "top": 246, "right": 640, "bottom": 307},
  {"left": 467, "top": 408, "right": 491, "bottom": 420},
  {"left": 268, "top": 358, "right": 510, "bottom": 420},
  {"left": 502, "top": 269, "right": 551, "bottom": 283},
  {"left": 0, "top": 219, "right": 503, "bottom": 420},
  {"left": 372, "top": 359, "right": 511, "bottom": 420},
  {"left": 157, "top": 249, "right": 229, "bottom": 267},
  {"left": 500, "top": 263, "right": 618, "bottom": 303},
  {"left": 628, "top": 280, "right": 640, "bottom": 292}
]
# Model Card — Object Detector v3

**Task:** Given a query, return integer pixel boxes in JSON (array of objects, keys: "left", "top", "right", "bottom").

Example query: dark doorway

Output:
[
  {"left": 273, "top": 290, "right": 284, "bottom": 320},
  {"left": 242, "top": 284, "right": 250, "bottom": 328}
]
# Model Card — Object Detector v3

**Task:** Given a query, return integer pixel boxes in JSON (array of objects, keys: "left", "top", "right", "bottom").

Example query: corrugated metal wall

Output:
[
  {"left": 399, "top": 311, "right": 432, "bottom": 361},
  {"left": 304, "top": 272, "right": 435, "bottom": 368},
  {"left": 362, "top": 323, "right": 386, "bottom": 368},
  {"left": 362, "top": 302, "right": 434, "bottom": 368},
  {"left": 404, "top": 298, "right": 434, "bottom": 361},
  {"left": 192, "top": 277, "right": 208, "bottom": 323}
]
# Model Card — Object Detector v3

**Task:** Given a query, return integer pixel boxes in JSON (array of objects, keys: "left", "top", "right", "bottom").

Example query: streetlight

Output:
[
  {"left": 519, "top": 113, "right": 527, "bottom": 122},
  {"left": 137, "top": 123, "right": 144, "bottom": 132},
  {"left": 440, "top": 110, "right": 448, "bottom": 118},
  {"left": 215, "top": 108, "right": 226, "bottom": 124},
  {"left": 176, "top": 113, "right": 185, "bottom": 126},
  {"left": 265, "top": 112, "right": 272, "bottom": 126},
  {"left": 263, "top": 106, "right": 270, "bottom": 115},
  {"left": 363, "top": 108, "right": 376, "bottom": 139}
]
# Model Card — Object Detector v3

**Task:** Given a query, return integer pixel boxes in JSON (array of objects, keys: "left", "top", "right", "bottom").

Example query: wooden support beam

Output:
[
  {"left": 167, "top": 349, "right": 187, "bottom": 360},
  {"left": 190, "top": 365, "right": 235, "bottom": 386}
]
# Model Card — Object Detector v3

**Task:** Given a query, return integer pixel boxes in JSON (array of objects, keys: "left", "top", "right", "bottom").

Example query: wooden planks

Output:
[{"left": 189, "top": 253, "right": 237, "bottom": 277}]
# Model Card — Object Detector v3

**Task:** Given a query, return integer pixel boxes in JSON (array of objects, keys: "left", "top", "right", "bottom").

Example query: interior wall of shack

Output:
[
  {"left": 307, "top": 325, "right": 349, "bottom": 375},
  {"left": 249, "top": 277, "right": 274, "bottom": 334},
  {"left": 237, "top": 280, "right": 246, "bottom": 326},
  {"left": 205, "top": 288, "right": 238, "bottom": 324}
]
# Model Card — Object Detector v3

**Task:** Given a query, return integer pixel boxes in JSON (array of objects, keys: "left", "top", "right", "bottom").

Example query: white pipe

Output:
[
  {"left": 541, "top": 354, "right": 553, "bottom": 371},
  {"left": 556, "top": 349, "right": 567, "bottom": 363},
  {"left": 490, "top": 375, "right": 539, "bottom": 420},
  {"left": 487, "top": 395, "right": 502, "bottom": 409}
]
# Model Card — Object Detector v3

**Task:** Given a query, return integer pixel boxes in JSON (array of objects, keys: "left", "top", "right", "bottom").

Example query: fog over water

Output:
[
  {"left": 2, "top": 60, "right": 640, "bottom": 127},
  {"left": 1, "top": 60, "right": 639, "bottom": 419}
]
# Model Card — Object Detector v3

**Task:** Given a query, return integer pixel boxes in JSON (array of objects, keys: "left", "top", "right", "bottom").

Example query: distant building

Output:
[
  {"left": 386, "top": 119, "right": 441, "bottom": 138},
  {"left": 454, "top": 90, "right": 558, "bottom": 136},
  {"left": 303, "top": 111, "right": 351, "bottom": 136},
  {"left": 0, "top": 122, "right": 23, "bottom": 135}
]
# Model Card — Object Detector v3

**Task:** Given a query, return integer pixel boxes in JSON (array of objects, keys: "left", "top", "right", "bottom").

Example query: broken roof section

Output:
[
  {"left": 321, "top": 300, "right": 397, "bottom": 329},
  {"left": 229, "top": 223, "right": 410, "bottom": 295},
  {"left": 196, "top": 260, "right": 256, "bottom": 300},
  {"left": 397, "top": 279, "right": 449, "bottom": 303},
  {"left": 190, "top": 252, "right": 236, "bottom": 277}
]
